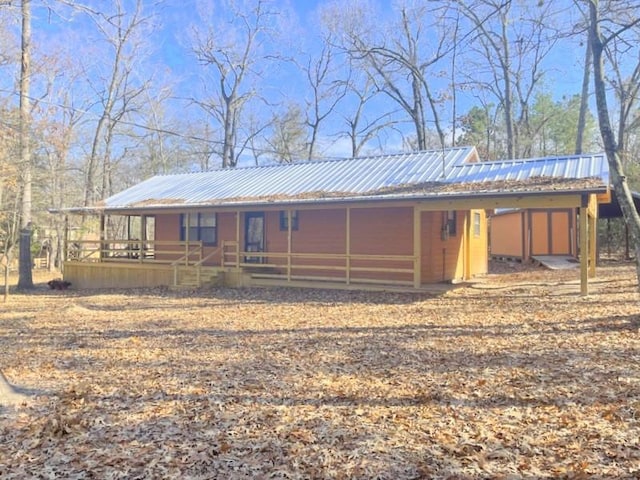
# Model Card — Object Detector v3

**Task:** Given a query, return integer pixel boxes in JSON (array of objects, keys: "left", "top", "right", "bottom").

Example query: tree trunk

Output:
[
  {"left": 575, "top": 36, "right": 592, "bottom": 154},
  {"left": 2, "top": 261, "right": 9, "bottom": 303},
  {"left": 589, "top": 0, "right": 640, "bottom": 288},
  {"left": 17, "top": 0, "right": 33, "bottom": 290}
]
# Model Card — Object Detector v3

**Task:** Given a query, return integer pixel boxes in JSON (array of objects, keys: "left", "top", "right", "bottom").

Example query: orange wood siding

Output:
[
  {"left": 286, "top": 209, "right": 347, "bottom": 278},
  {"left": 350, "top": 207, "right": 413, "bottom": 255},
  {"left": 490, "top": 209, "right": 576, "bottom": 261},
  {"left": 154, "top": 213, "right": 182, "bottom": 263},
  {"left": 530, "top": 209, "right": 574, "bottom": 257},
  {"left": 349, "top": 207, "right": 414, "bottom": 282},
  {"left": 155, "top": 213, "right": 180, "bottom": 242},
  {"left": 261, "top": 207, "right": 415, "bottom": 282},
  {"left": 530, "top": 211, "right": 550, "bottom": 255},
  {"left": 264, "top": 210, "right": 287, "bottom": 254},
  {"left": 549, "top": 210, "right": 573, "bottom": 255},
  {"left": 203, "top": 211, "right": 236, "bottom": 264},
  {"left": 150, "top": 205, "right": 489, "bottom": 286},
  {"left": 420, "top": 211, "right": 465, "bottom": 283},
  {"left": 292, "top": 208, "right": 347, "bottom": 254},
  {"left": 489, "top": 211, "right": 525, "bottom": 258}
]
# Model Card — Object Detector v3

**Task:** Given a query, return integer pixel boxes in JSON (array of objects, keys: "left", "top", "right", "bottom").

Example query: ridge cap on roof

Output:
[
  {"left": 149, "top": 146, "right": 476, "bottom": 178},
  {"left": 467, "top": 152, "right": 606, "bottom": 166}
]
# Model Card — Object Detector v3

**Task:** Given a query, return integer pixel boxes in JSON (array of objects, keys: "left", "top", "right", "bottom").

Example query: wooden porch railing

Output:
[
  {"left": 222, "top": 246, "right": 415, "bottom": 286},
  {"left": 66, "top": 239, "right": 415, "bottom": 287},
  {"left": 67, "top": 240, "right": 203, "bottom": 264}
]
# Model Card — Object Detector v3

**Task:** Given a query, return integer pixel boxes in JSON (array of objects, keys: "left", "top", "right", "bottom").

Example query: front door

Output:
[{"left": 244, "top": 212, "right": 265, "bottom": 263}]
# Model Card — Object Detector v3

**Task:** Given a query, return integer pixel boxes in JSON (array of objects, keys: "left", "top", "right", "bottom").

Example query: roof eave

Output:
[{"left": 55, "top": 185, "right": 608, "bottom": 216}]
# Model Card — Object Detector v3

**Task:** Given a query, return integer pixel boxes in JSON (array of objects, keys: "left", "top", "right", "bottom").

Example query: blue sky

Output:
[{"left": 9, "top": 0, "right": 594, "bottom": 165}]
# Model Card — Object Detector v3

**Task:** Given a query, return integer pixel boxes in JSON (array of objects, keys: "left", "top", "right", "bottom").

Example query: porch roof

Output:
[{"left": 65, "top": 147, "right": 610, "bottom": 214}]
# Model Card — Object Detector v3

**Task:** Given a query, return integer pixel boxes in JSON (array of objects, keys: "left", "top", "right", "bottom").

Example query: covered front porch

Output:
[
  {"left": 62, "top": 203, "right": 438, "bottom": 291},
  {"left": 61, "top": 189, "right": 603, "bottom": 294}
]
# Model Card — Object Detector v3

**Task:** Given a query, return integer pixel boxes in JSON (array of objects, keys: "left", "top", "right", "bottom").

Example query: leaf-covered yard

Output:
[{"left": 1, "top": 262, "right": 639, "bottom": 479}]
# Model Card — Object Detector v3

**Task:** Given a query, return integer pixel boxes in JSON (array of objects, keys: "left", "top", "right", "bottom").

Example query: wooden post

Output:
[
  {"left": 413, "top": 206, "right": 421, "bottom": 288},
  {"left": 464, "top": 211, "right": 471, "bottom": 280},
  {"left": 588, "top": 194, "right": 598, "bottom": 278},
  {"left": 184, "top": 212, "right": 190, "bottom": 265},
  {"left": 99, "top": 213, "right": 106, "bottom": 261},
  {"left": 63, "top": 214, "right": 69, "bottom": 269},
  {"left": 287, "top": 209, "right": 292, "bottom": 282},
  {"left": 579, "top": 199, "right": 589, "bottom": 296},
  {"left": 235, "top": 211, "right": 241, "bottom": 267},
  {"left": 140, "top": 215, "right": 146, "bottom": 263},
  {"left": 346, "top": 207, "right": 351, "bottom": 285}
]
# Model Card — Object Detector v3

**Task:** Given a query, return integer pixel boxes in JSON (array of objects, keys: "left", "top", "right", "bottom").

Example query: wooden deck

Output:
[
  {"left": 64, "top": 262, "right": 176, "bottom": 290},
  {"left": 62, "top": 261, "right": 461, "bottom": 293}
]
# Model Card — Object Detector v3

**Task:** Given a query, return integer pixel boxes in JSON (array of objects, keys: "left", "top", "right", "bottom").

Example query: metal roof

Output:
[
  {"left": 100, "top": 147, "right": 476, "bottom": 209},
  {"left": 86, "top": 148, "right": 609, "bottom": 213},
  {"left": 447, "top": 154, "right": 609, "bottom": 184}
]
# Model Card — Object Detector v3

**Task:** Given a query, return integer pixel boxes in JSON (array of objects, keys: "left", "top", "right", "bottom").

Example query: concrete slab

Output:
[{"left": 531, "top": 255, "right": 580, "bottom": 270}]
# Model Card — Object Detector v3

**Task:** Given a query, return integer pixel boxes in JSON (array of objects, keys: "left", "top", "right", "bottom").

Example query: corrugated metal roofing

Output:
[
  {"left": 95, "top": 147, "right": 609, "bottom": 211},
  {"left": 101, "top": 147, "right": 475, "bottom": 209},
  {"left": 446, "top": 154, "right": 609, "bottom": 184}
]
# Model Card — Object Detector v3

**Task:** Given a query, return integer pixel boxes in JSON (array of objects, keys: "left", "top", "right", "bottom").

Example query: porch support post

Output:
[
  {"left": 235, "top": 211, "right": 240, "bottom": 267},
  {"left": 287, "top": 209, "right": 292, "bottom": 282},
  {"left": 588, "top": 194, "right": 598, "bottom": 278},
  {"left": 579, "top": 195, "right": 589, "bottom": 296},
  {"left": 99, "top": 213, "right": 106, "bottom": 261},
  {"left": 140, "top": 215, "right": 147, "bottom": 242},
  {"left": 346, "top": 207, "right": 351, "bottom": 285},
  {"left": 413, "top": 206, "right": 421, "bottom": 288},
  {"left": 464, "top": 211, "right": 471, "bottom": 280},
  {"left": 63, "top": 214, "right": 69, "bottom": 266},
  {"left": 140, "top": 215, "right": 147, "bottom": 263},
  {"left": 184, "top": 212, "right": 190, "bottom": 265}
]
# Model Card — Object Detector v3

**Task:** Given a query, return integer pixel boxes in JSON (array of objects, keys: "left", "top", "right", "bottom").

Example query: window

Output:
[
  {"left": 180, "top": 213, "right": 217, "bottom": 245},
  {"left": 279, "top": 210, "right": 299, "bottom": 231},
  {"left": 473, "top": 212, "right": 481, "bottom": 237},
  {"left": 445, "top": 210, "right": 457, "bottom": 236}
]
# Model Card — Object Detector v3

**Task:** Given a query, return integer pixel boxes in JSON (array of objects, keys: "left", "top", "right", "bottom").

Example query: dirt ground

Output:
[{"left": 0, "top": 262, "right": 639, "bottom": 479}]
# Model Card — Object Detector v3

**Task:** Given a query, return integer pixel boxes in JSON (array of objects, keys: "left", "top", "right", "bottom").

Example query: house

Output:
[{"left": 58, "top": 147, "right": 610, "bottom": 294}]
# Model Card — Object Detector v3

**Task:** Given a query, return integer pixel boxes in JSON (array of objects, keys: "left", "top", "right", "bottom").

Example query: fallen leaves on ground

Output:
[{"left": 0, "top": 261, "right": 639, "bottom": 479}]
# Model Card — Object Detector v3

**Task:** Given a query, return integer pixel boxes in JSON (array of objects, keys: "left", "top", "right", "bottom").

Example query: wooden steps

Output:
[{"left": 172, "top": 266, "right": 223, "bottom": 289}]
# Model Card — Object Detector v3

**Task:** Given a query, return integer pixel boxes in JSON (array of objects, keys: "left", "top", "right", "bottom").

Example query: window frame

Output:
[
  {"left": 279, "top": 210, "right": 299, "bottom": 231},
  {"left": 473, "top": 212, "right": 481, "bottom": 237},
  {"left": 180, "top": 212, "right": 217, "bottom": 246},
  {"left": 445, "top": 210, "right": 457, "bottom": 237}
]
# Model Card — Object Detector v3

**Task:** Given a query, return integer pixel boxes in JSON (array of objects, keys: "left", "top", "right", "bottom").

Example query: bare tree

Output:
[
  {"left": 324, "top": 0, "right": 454, "bottom": 151},
  {"left": 455, "top": 0, "right": 561, "bottom": 159},
  {"left": 266, "top": 101, "right": 307, "bottom": 163},
  {"left": 70, "top": 0, "right": 154, "bottom": 205},
  {"left": 576, "top": 29, "right": 592, "bottom": 155},
  {"left": 301, "top": 40, "right": 347, "bottom": 160},
  {"left": 37, "top": 58, "right": 87, "bottom": 270},
  {"left": 17, "top": 0, "right": 33, "bottom": 290},
  {"left": 191, "top": 0, "right": 284, "bottom": 168},
  {"left": 0, "top": 0, "right": 26, "bottom": 405},
  {"left": 341, "top": 73, "right": 400, "bottom": 157},
  {"left": 0, "top": 122, "right": 25, "bottom": 405},
  {"left": 588, "top": 0, "right": 640, "bottom": 286},
  {"left": 0, "top": 104, "right": 20, "bottom": 300}
]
